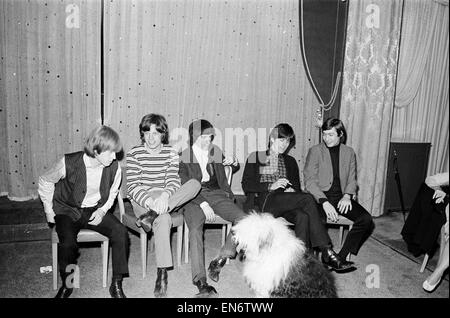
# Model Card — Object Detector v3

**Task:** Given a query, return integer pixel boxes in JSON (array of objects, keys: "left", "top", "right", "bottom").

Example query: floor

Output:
[{"left": 0, "top": 197, "right": 448, "bottom": 298}]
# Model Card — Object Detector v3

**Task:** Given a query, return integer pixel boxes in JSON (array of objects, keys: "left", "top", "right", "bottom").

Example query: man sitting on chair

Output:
[
  {"left": 38, "top": 126, "right": 129, "bottom": 298},
  {"left": 126, "top": 113, "right": 201, "bottom": 297},
  {"left": 179, "top": 119, "right": 246, "bottom": 297}
]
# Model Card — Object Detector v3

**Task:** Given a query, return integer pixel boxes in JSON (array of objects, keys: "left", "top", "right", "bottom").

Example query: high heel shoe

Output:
[{"left": 422, "top": 276, "right": 442, "bottom": 292}]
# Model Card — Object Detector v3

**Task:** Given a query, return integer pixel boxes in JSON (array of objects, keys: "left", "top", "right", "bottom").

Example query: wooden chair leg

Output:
[
  {"left": 226, "top": 224, "right": 231, "bottom": 264},
  {"left": 102, "top": 241, "right": 109, "bottom": 288},
  {"left": 339, "top": 226, "right": 344, "bottom": 249},
  {"left": 184, "top": 221, "right": 189, "bottom": 264},
  {"left": 420, "top": 254, "right": 429, "bottom": 273},
  {"left": 140, "top": 230, "right": 147, "bottom": 278},
  {"left": 221, "top": 225, "right": 226, "bottom": 247},
  {"left": 176, "top": 224, "right": 183, "bottom": 266},
  {"left": 52, "top": 242, "right": 58, "bottom": 290}
]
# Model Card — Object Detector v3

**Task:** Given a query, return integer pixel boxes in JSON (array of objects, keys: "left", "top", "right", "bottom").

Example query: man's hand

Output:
[
  {"left": 201, "top": 203, "right": 216, "bottom": 222},
  {"left": 154, "top": 192, "right": 170, "bottom": 215},
  {"left": 269, "top": 178, "right": 291, "bottom": 191},
  {"left": 323, "top": 201, "right": 339, "bottom": 222},
  {"left": 45, "top": 212, "right": 55, "bottom": 224},
  {"left": 433, "top": 189, "right": 446, "bottom": 204},
  {"left": 223, "top": 155, "right": 238, "bottom": 166},
  {"left": 337, "top": 194, "right": 352, "bottom": 214},
  {"left": 88, "top": 209, "right": 106, "bottom": 226}
]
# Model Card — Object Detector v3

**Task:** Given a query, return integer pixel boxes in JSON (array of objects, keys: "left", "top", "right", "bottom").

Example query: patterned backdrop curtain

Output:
[
  {"left": 0, "top": 0, "right": 101, "bottom": 200},
  {"left": 340, "top": 0, "right": 403, "bottom": 217},
  {"left": 103, "top": 0, "right": 321, "bottom": 193},
  {"left": 392, "top": 0, "right": 449, "bottom": 175}
]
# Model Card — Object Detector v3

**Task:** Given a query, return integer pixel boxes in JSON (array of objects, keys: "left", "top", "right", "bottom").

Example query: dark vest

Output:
[{"left": 53, "top": 151, "right": 118, "bottom": 221}]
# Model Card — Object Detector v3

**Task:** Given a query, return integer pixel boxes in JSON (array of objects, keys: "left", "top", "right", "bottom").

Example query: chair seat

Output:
[
  {"left": 327, "top": 216, "right": 353, "bottom": 226},
  {"left": 206, "top": 215, "right": 232, "bottom": 225},
  {"left": 51, "top": 228, "right": 108, "bottom": 243}
]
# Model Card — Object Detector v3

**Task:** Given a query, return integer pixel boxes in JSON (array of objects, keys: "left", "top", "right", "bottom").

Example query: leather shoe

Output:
[
  {"left": 135, "top": 209, "right": 159, "bottom": 232},
  {"left": 109, "top": 277, "right": 127, "bottom": 298},
  {"left": 208, "top": 257, "right": 227, "bottom": 282},
  {"left": 321, "top": 248, "right": 356, "bottom": 273},
  {"left": 154, "top": 268, "right": 168, "bottom": 298},
  {"left": 55, "top": 285, "right": 73, "bottom": 298},
  {"left": 194, "top": 279, "right": 217, "bottom": 298}
]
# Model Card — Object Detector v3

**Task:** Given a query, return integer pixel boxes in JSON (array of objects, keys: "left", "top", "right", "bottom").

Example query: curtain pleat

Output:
[
  {"left": 0, "top": 0, "right": 101, "bottom": 200},
  {"left": 392, "top": 1, "right": 449, "bottom": 175},
  {"left": 340, "top": 0, "right": 403, "bottom": 216},
  {"left": 104, "top": 0, "right": 320, "bottom": 193}
]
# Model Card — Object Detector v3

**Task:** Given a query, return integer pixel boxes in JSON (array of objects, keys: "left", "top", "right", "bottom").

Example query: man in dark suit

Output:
[{"left": 179, "top": 119, "right": 246, "bottom": 297}]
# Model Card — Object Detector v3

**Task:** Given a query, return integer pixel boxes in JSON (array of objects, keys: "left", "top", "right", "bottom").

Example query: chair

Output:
[
  {"left": 326, "top": 217, "right": 354, "bottom": 249},
  {"left": 52, "top": 228, "right": 109, "bottom": 290},
  {"left": 420, "top": 254, "right": 429, "bottom": 273},
  {"left": 117, "top": 169, "right": 184, "bottom": 278},
  {"left": 183, "top": 165, "right": 234, "bottom": 264}
]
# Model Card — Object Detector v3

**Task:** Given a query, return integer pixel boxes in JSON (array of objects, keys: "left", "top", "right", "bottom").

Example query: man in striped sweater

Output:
[{"left": 126, "top": 114, "right": 200, "bottom": 297}]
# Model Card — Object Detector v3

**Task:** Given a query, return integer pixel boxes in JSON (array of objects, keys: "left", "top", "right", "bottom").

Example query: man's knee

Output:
[{"left": 153, "top": 213, "right": 172, "bottom": 228}]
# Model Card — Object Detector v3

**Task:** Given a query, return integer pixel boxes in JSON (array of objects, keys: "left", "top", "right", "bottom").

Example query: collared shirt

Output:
[
  {"left": 38, "top": 154, "right": 122, "bottom": 218},
  {"left": 192, "top": 143, "right": 210, "bottom": 182},
  {"left": 259, "top": 153, "right": 287, "bottom": 184}
]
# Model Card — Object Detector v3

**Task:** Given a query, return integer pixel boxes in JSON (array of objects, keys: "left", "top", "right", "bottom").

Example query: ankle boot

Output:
[
  {"left": 135, "top": 209, "right": 159, "bottom": 232},
  {"left": 208, "top": 256, "right": 227, "bottom": 282},
  {"left": 109, "top": 276, "right": 126, "bottom": 298},
  {"left": 321, "top": 248, "right": 355, "bottom": 273},
  {"left": 154, "top": 267, "right": 168, "bottom": 298}
]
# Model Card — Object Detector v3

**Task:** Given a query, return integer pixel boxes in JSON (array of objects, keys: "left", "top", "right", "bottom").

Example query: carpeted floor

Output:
[{"left": 0, "top": 197, "right": 448, "bottom": 298}]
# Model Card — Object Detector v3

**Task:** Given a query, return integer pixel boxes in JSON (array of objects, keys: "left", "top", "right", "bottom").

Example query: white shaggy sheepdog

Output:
[{"left": 232, "top": 212, "right": 337, "bottom": 298}]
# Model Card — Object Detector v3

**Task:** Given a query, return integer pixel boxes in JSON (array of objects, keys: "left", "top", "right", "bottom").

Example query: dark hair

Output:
[
  {"left": 268, "top": 123, "right": 295, "bottom": 148},
  {"left": 321, "top": 118, "right": 347, "bottom": 144},
  {"left": 84, "top": 125, "right": 122, "bottom": 158},
  {"left": 188, "top": 119, "right": 215, "bottom": 146},
  {"left": 139, "top": 113, "right": 169, "bottom": 144}
]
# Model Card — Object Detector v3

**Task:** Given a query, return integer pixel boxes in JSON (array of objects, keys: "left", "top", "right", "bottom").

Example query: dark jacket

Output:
[
  {"left": 53, "top": 151, "right": 118, "bottom": 221},
  {"left": 241, "top": 150, "right": 302, "bottom": 212},
  {"left": 179, "top": 145, "right": 238, "bottom": 206}
]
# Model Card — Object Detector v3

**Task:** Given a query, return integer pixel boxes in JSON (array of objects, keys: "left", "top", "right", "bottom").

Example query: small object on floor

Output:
[
  {"left": 208, "top": 257, "right": 227, "bottom": 282},
  {"left": 40, "top": 266, "right": 52, "bottom": 274},
  {"left": 232, "top": 212, "right": 338, "bottom": 298},
  {"left": 154, "top": 267, "right": 168, "bottom": 298},
  {"left": 55, "top": 285, "right": 73, "bottom": 298}
]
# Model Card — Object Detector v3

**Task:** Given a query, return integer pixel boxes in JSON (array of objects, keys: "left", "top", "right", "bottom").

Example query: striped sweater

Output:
[{"left": 126, "top": 144, "right": 181, "bottom": 208}]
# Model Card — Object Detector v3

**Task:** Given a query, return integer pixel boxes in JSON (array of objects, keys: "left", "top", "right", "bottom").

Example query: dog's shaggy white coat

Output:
[{"left": 232, "top": 212, "right": 337, "bottom": 298}]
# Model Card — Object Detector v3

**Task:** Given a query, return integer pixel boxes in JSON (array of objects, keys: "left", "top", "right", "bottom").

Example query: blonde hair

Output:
[{"left": 84, "top": 125, "right": 122, "bottom": 157}]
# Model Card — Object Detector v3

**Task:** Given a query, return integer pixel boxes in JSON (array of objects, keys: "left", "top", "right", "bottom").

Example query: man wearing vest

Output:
[
  {"left": 38, "top": 126, "right": 129, "bottom": 298},
  {"left": 179, "top": 119, "right": 247, "bottom": 297}
]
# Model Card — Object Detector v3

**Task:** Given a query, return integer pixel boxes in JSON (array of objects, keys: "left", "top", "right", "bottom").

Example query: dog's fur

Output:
[{"left": 232, "top": 212, "right": 337, "bottom": 298}]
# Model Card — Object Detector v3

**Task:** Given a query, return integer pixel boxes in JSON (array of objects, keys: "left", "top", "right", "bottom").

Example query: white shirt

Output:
[
  {"left": 38, "top": 154, "right": 122, "bottom": 218},
  {"left": 192, "top": 143, "right": 210, "bottom": 182}
]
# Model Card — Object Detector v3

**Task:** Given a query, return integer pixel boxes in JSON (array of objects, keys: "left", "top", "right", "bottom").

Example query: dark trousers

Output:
[
  {"left": 183, "top": 188, "right": 247, "bottom": 284},
  {"left": 259, "top": 191, "right": 331, "bottom": 249},
  {"left": 55, "top": 208, "right": 129, "bottom": 283},
  {"left": 319, "top": 198, "right": 374, "bottom": 256}
]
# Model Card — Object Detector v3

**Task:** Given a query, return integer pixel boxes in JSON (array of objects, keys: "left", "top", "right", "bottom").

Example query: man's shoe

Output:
[
  {"left": 154, "top": 268, "right": 168, "bottom": 298},
  {"left": 208, "top": 257, "right": 227, "bottom": 282},
  {"left": 135, "top": 209, "right": 159, "bottom": 232},
  {"left": 194, "top": 279, "right": 217, "bottom": 298},
  {"left": 109, "top": 277, "right": 127, "bottom": 298},
  {"left": 54, "top": 285, "right": 73, "bottom": 298},
  {"left": 321, "top": 248, "right": 356, "bottom": 273}
]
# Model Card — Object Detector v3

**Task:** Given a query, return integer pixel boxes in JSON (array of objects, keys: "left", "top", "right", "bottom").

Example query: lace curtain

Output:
[{"left": 340, "top": 0, "right": 403, "bottom": 217}]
